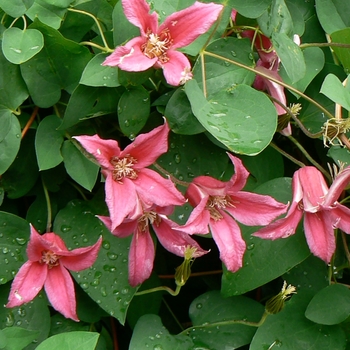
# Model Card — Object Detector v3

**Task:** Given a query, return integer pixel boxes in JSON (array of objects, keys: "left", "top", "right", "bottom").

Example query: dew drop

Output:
[
  {"left": 153, "top": 345, "right": 163, "bottom": 350},
  {"left": 174, "top": 154, "right": 181, "bottom": 164},
  {"left": 247, "top": 243, "right": 255, "bottom": 250},
  {"left": 231, "top": 51, "right": 237, "bottom": 57},
  {"left": 2, "top": 247, "right": 8, "bottom": 254},
  {"left": 6, "top": 313, "right": 14, "bottom": 327},
  {"left": 102, "top": 240, "right": 110, "bottom": 250},
  {"left": 10, "top": 48, "right": 22, "bottom": 54},
  {"left": 80, "top": 282, "right": 89, "bottom": 290},
  {"left": 100, "top": 286, "right": 107, "bottom": 297},
  {"left": 15, "top": 237, "right": 27, "bottom": 246},
  {"left": 124, "top": 120, "right": 130, "bottom": 127},
  {"left": 107, "top": 252, "right": 118, "bottom": 260},
  {"left": 121, "top": 288, "right": 129, "bottom": 295},
  {"left": 196, "top": 303, "right": 202, "bottom": 309},
  {"left": 60, "top": 225, "right": 71, "bottom": 232}
]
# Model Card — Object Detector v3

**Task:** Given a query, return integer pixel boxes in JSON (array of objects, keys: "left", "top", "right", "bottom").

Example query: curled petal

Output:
[
  {"left": 161, "top": 50, "right": 192, "bottom": 86},
  {"left": 73, "top": 134, "right": 119, "bottom": 171},
  {"left": 227, "top": 154, "right": 250, "bottom": 192},
  {"left": 209, "top": 210, "right": 246, "bottom": 272},
  {"left": 45, "top": 265, "right": 78, "bottom": 321},
  {"left": 61, "top": 236, "right": 102, "bottom": 271},
  {"left": 190, "top": 176, "right": 228, "bottom": 198},
  {"left": 226, "top": 191, "right": 288, "bottom": 226},
  {"left": 97, "top": 215, "right": 137, "bottom": 237},
  {"left": 128, "top": 227, "right": 155, "bottom": 286},
  {"left": 160, "top": 1, "right": 223, "bottom": 49},
  {"left": 304, "top": 212, "right": 336, "bottom": 263},
  {"left": 6, "top": 261, "right": 47, "bottom": 308},
  {"left": 135, "top": 168, "right": 185, "bottom": 207},
  {"left": 123, "top": 122, "right": 169, "bottom": 168},
  {"left": 153, "top": 216, "right": 208, "bottom": 257},
  {"left": 103, "top": 37, "right": 157, "bottom": 71},
  {"left": 329, "top": 203, "right": 350, "bottom": 234},
  {"left": 323, "top": 166, "right": 350, "bottom": 207}
]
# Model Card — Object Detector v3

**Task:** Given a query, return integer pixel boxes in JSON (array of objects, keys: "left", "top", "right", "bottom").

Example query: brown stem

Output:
[{"left": 21, "top": 106, "right": 39, "bottom": 138}]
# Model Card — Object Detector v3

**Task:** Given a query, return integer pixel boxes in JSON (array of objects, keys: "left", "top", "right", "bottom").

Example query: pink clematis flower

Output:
[
  {"left": 74, "top": 122, "right": 185, "bottom": 231},
  {"left": 178, "top": 154, "right": 288, "bottom": 272},
  {"left": 7, "top": 225, "right": 102, "bottom": 321},
  {"left": 253, "top": 166, "right": 350, "bottom": 263},
  {"left": 98, "top": 204, "right": 208, "bottom": 287},
  {"left": 102, "top": 0, "right": 223, "bottom": 86}
]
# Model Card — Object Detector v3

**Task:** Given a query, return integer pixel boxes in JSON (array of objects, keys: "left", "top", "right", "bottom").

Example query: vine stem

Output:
[
  {"left": 203, "top": 51, "right": 335, "bottom": 120},
  {"left": 300, "top": 42, "right": 350, "bottom": 49},
  {"left": 22, "top": 106, "right": 39, "bottom": 138},
  {"left": 68, "top": 7, "right": 112, "bottom": 52},
  {"left": 41, "top": 176, "right": 52, "bottom": 232},
  {"left": 153, "top": 162, "right": 190, "bottom": 187},
  {"left": 135, "top": 284, "right": 181, "bottom": 297},
  {"left": 179, "top": 311, "right": 269, "bottom": 336},
  {"left": 269, "top": 142, "right": 306, "bottom": 168}
]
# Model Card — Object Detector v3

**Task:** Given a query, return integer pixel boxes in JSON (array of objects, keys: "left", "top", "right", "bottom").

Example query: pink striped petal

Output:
[
  {"left": 162, "top": 50, "right": 192, "bottom": 86},
  {"left": 227, "top": 154, "right": 250, "bottom": 192},
  {"left": 122, "top": 0, "right": 158, "bottom": 36},
  {"left": 209, "top": 210, "right": 246, "bottom": 272},
  {"left": 190, "top": 176, "right": 228, "bottom": 198},
  {"left": 134, "top": 168, "right": 185, "bottom": 207},
  {"left": 105, "top": 175, "right": 139, "bottom": 230},
  {"left": 226, "top": 191, "right": 288, "bottom": 226},
  {"left": 60, "top": 236, "right": 102, "bottom": 271},
  {"left": 123, "top": 122, "right": 169, "bottom": 168},
  {"left": 160, "top": 1, "right": 223, "bottom": 49},
  {"left": 329, "top": 203, "right": 350, "bottom": 234},
  {"left": 97, "top": 215, "right": 137, "bottom": 237},
  {"left": 73, "top": 134, "right": 119, "bottom": 170},
  {"left": 44, "top": 265, "right": 78, "bottom": 321},
  {"left": 128, "top": 227, "right": 155, "bottom": 286},
  {"left": 304, "top": 212, "right": 335, "bottom": 263},
  {"left": 6, "top": 261, "right": 47, "bottom": 308},
  {"left": 323, "top": 166, "right": 350, "bottom": 207},
  {"left": 103, "top": 37, "right": 157, "bottom": 71}
]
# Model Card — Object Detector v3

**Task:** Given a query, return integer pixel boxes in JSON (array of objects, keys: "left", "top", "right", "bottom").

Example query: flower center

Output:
[
  {"left": 41, "top": 250, "right": 60, "bottom": 269},
  {"left": 206, "top": 195, "right": 234, "bottom": 221},
  {"left": 142, "top": 29, "right": 173, "bottom": 63},
  {"left": 138, "top": 211, "right": 160, "bottom": 231},
  {"left": 110, "top": 155, "right": 138, "bottom": 182}
]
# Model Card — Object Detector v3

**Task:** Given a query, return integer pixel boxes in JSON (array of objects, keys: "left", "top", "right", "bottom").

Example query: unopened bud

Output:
[
  {"left": 265, "top": 281, "right": 296, "bottom": 314},
  {"left": 174, "top": 246, "right": 197, "bottom": 287}
]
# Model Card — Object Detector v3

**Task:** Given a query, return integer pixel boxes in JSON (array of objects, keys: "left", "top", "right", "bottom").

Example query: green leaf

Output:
[
  {"left": 25, "top": 0, "right": 68, "bottom": 29},
  {"left": 272, "top": 32, "right": 306, "bottom": 83},
  {"left": 2, "top": 28, "right": 44, "bottom": 65},
  {"left": 331, "top": 28, "right": 350, "bottom": 73},
  {"left": 35, "top": 115, "right": 64, "bottom": 171},
  {"left": 59, "top": 85, "right": 120, "bottom": 130},
  {"left": 188, "top": 291, "right": 264, "bottom": 349},
  {"left": 20, "top": 20, "right": 91, "bottom": 107},
  {"left": 320, "top": 73, "right": 350, "bottom": 111},
  {"left": 0, "top": 52, "right": 29, "bottom": 110},
  {"left": 61, "top": 140, "right": 99, "bottom": 191},
  {"left": 0, "top": 212, "right": 29, "bottom": 285},
  {"left": 228, "top": 0, "right": 271, "bottom": 18},
  {"left": 185, "top": 79, "right": 277, "bottom": 155},
  {"left": 193, "top": 37, "right": 255, "bottom": 98},
  {"left": 327, "top": 146, "right": 350, "bottom": 167},
  {"left": 0, "top": 112, "right": 21, "bottom": 175},
  {"left": 0, "top": 0, "right": 34, "bottom": 17},
  {"left": 258, "top": 0, "right": 294, "bottom": 37},
  {"left": 315, "top": 0, "right": 350, "bottom": 34},
  {"left": 0, "top": 327, "right": 39, "bottom": 350},
  {"left": 80, "top": 54, "right": 120, "bottom": 87},
  {"left": 251, "top": 291, "right": 347, "bottom": 350},
  {"left": 221, "top": 177, "right": 310, "bottom": 296},
  {"left": 53, "top": 199, "right": 138, "bottom": 324},
  {"left": 305, "top": 284, "right": 350, "bottom": 325},
  {"left": 165, "top": 88, "right": 205, "bottom": 135},
  {"left": 118, "top": 86, "right": 150, "bottom": 138},
  {"left": 129, "top": 314, "right": 194, "bottom": 350},
  {"left": 35, "top": 331, "right": 99, "bottom": 350}
]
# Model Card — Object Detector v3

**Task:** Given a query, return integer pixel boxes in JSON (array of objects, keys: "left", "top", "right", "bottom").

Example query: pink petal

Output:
[
  {"left": 323, "top": 166, "right": 350, "bottom": 207},
  {"left": 26, "top": 225, "right": 48, "bottom": 261},
  {"left": 329, "top": 203, "right": 350, "bottom": 234},
  {"left": 103, "top": 37, "right": 157, "bottom": 71},
  {"left": 226, "top": 191, "right": 288, "bottom": 226},
  {"left": 105, "top": 175, "right": 139, "bottom": 230},
  {"left": 60, "top": 236, "right": 102, "bottom": 271},
  {"left": 123, "top": 122, "right": 169, "bottom": 168},
  {"left": 122, "top": 0, "right": 158, "bottom": 36},
  {"left": 6, "top": 261, "right": 47, "bottom": 308},
  {"left": 209, "top": 210, "right": 246, "bottom": 272},
  {"left": 297, "top": 167, "right": 329, "bottom": 212},
  {"left": 304, "top": 212, "right": 335, "bottom": 263},
  {"left": 227, "top": 154, "right": 250, "bottom": 192},
  {"left": 153, "top": 216, "right": 208, "bottom": 257},
  {"left": 190, "top": 176, "right": 228, "bottom": 198},
  {"left": 73, "top": 134, "right": 119, "bottom": 171},
  {"left": 161, "top": 50, "right": 192, "bottom": 86},
  {"left": 128, "top": 227, "right": 155, "bottom": 286},
  {"left": 134, "top": 168, "right": 185, "bottom": 207},
  {"left": 252, "top": 201, "right": 303, "bottom": 239},
  {"left": 280, "top": 123, "right": 292, "bottom": 137},
  {"left": 160, "top": 1, "right": 223, "bottom": 49},
  {"left": 45, "top": 265, "right": 78, "bottom": 321},
  {"left": 97, "top": 215, "right": 137, "bottom": 237}
]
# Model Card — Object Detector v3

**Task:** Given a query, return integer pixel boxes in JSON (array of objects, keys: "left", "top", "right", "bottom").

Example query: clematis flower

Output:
[
  {"left": 102, "top": 0, "right": 223, "bottom": 86},
  {"left": 6, "top": 225, "right": 102, "bottom": 321},
  {"left": 74, "top": 122, "right": 185, "bottom": 231},
  {"left": 253, "top": 166, "right": 350, "bottom": 263},
  {"left": 98, "top": 204, "right": 208, "bottom": 287},
  {"left": 178, "top": 154, "right": 288, "bottom": 272}
]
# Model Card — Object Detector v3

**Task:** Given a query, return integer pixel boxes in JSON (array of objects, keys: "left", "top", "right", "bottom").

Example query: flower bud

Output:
[{"left": 265, "top": 281, "right": 296, "bottom": 315}]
